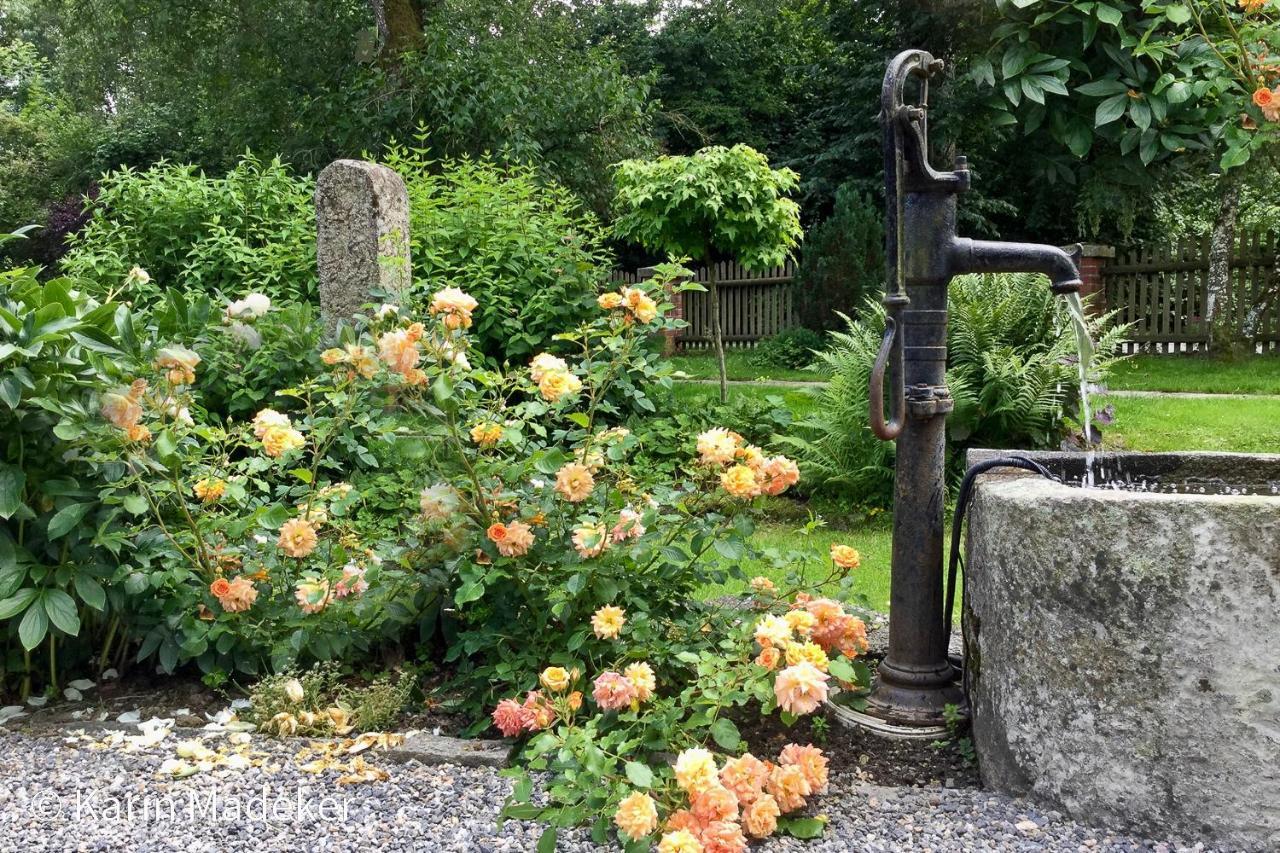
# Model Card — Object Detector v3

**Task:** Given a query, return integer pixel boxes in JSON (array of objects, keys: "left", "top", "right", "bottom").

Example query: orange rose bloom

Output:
[
  {"left": 210, "top": 578, "right": 232, "bottom": 598},
  {"left": 742, "top": 793, "right": 781, "bottom": 838},
  {"left": 1253, "top": 87, "right": 1275, "bottom": 109}
]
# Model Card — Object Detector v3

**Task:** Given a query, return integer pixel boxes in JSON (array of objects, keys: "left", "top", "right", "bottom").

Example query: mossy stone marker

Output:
[{"left": 316, "top": 159, "right": 412, "bottom": 334}]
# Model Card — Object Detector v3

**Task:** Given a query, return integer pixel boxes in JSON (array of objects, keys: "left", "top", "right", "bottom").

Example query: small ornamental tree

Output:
[{"left": 613, "top": 145, "right": 803, "bottom": 401}]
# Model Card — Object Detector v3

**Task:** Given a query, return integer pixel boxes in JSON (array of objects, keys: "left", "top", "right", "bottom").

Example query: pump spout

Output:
[{"left": 950, "top": 238, "right": 1082, "bottom": 294}]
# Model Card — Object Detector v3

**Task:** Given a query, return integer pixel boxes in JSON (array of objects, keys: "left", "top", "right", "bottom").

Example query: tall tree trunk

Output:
[
  {"left": 1205, "top": 177, "right": 1240, "bottom": 352},
  {"left": 369, "top": 0, "right": 424, "bottom": 58},
  {"left": 707, "top": 256, "right": 727, "bottom": 403}
]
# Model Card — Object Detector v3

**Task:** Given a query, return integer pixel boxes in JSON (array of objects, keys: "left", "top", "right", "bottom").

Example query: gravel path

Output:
[{"left": 0, "top": 729, "right": 1232, "bottom": 853}]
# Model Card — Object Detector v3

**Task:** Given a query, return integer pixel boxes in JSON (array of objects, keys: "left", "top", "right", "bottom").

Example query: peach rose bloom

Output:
[
  {"left": 573, "top": 523, "right": 609, "bottom": 558},
  {"left": 762, "top": 456, "right": 800, "bottom": 495},
  {"left": 755, "top": 646, "right": 781, "bottom": 670},
  {"left": 734, "top": 444, "right": 766, "bottom": 472},
  {"left": 218, "top": 576, "right": 259, "bottom": 613},
  {"left": 101, "top": 387, "right": 143, "bottom": 430},
  {"left": 377, "top": 328, "right": 422, "bottom": 377},
  {"left": 720, "top": 753, "right": 769, "bottom": 805},
  {"left": 767, "top": 763, "right": 811, "bottom": 813},
  {"left": 419, "top": 483, "right": 459, "bottom": 521},
  {"left": 749, "top": 576, "right": 776, "bottom": 594},
  {"left": 611, "top": 507, "right": 645, "bottom": 542},
  {"left": 674, "top": 747, "right": 719, "bottom": 794},
  {"left": 720, "top": 464, "right": 761, "bottom": 498},
  {"left": 126, "top": 424, "right": 152, "bottom": 442},
  {"left": 521, "top": 690, "right": 555, "bottom": 730},
  {"left": 495, "top": 520, "right": 534, "bottom": 557},
  {"left": 742, "top": 793, "right": 781, "bottom": 838},
  {"left": 1254, "top": 86, "right": 1275, "bottom": 109},
  {"left": 773, "top": 662, "right": 830, "bottom": 715},
  {"left": 155, "top": 345, "right": 200, "bottom": 385},
  {"left": 664, "top": 809, "right": 700, "bottom": 834},
  {"left": 614, "top": 791, "right": 658, "bottom": 841},
  {"left": 657, "top": 830, "right": 704, "bottom": 853},
  {"left": 591, "top": 605, "right": 626, "bottom": 639},
  {"left": 598, "top": 291, "right": 624, "bottom": 310},
  {"left": 294, "top": 577, "right": 330, "bottom": 614},
  {"left": 429, "top": 287, "right": 478, "bottom": 328},
  {"left": 554, "top": 462, "right": 595, "bottom": 502},
  {"left": 779, "top": 743, "right": 829, "bottom": 792},
  {"left": 630, "top": 294, "right": 659, "bottom": 323},
  {"left": 697, "top": 819, "right": 748, "bottom": 853},
  {"left": 691, "top": 783, "right": 739, "bottom": 823},
  {"left": 277, "top": 517, "right": 318, "bottom": 558}
]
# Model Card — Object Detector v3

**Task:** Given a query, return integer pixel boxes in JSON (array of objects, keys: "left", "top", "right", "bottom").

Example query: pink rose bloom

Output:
[
  {"left": 492, "top": 699, "right": 528, "bottom": 737},
  {"left": 592, "top": 671, "right": 636, "bottom": 711},
  {"left": 610, "top": 507, "right": 645, "bottom": 542}
]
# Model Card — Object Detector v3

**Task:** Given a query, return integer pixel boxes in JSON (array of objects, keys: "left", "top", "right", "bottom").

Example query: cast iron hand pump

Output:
[{"left": 866, "top": 50, "right": 1083, "bottom": 726}]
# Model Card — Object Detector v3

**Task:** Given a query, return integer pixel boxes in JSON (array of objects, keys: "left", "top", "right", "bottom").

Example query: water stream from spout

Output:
[{"left": 1064, "top": 292, "right": 1097, "bottom": 488}]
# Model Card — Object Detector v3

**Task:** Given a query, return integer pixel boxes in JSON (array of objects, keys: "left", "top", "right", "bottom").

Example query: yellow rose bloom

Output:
[
  {"left": 262, "top": 425, "right": 305, "bottom": 457},
  {"left": 784, "top": 609, "right": 817, "bottom": 637},
  {"left": 785, "top": 641, "right": 831, "bottom": 672},
  {"left": 657, "top": 830, "right": 703, "bottom": 853},
  {"left": 631, "top": 294, "right": 658, "bottom": 323},
  {"left": 470, "top": 421, "right": 503, "bottom": 446},
  {"left": 696, "top": 427, "right": 740, "bottom": 465},
  {"left": 830, "top": 544, "right": 862, "bottom": 569},
  {"left": 673, "top": 747, "right": 718, "bottom": 794},
  {"left": 539, "top": 666, "right": 571, "bottom": 693},
  {"left": 753, "top": 614, "right": 792, "bottom": 648},
  {"left": 591, "top": 605, "right": 626, "bottom": 639},
  {"left": 537, "top": 368, "right": 582, "bottom": 403},
  {"left": 613, "top": 791, "right": 658, "bottom": 842},
  {"left": 598, "top": 292, "right": 624, "bottom": 310},
  {"left": 321, "top": 348, "right": 346, "bottom": 365},
  {"left": 192, "top": 477, "right": 226, "bottom": 504},
  {"left": 720, "top": 464, "right": 762, "bottom": 498},
  {"left": 624, "top": 662, "right": 656, "bottom": 702},
  {"left": 252, "top": 408, "right": 292, "bottom": 439}
]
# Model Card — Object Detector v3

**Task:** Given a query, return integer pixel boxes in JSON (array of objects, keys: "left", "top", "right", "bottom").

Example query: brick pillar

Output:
[
  {"left": 639, "top": 265, "right": 684, "bottom": 355},
  {"left": 1068, "top": 243, "right": 1115, "bottom": 313}
]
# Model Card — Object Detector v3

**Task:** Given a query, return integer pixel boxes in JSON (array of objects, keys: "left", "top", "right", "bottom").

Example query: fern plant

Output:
[{"left": 780, "top": 273, "right": 1127, "bottom": 506}]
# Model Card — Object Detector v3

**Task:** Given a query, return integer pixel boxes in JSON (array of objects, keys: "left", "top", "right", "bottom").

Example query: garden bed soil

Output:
[{"left": 733, "top": 705, "right": 979, "bottom": 789}]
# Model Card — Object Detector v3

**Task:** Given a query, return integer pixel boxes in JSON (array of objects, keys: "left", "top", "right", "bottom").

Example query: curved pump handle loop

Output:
[{"left": 869, "top": 311, "right": 906, "bottom": 441}]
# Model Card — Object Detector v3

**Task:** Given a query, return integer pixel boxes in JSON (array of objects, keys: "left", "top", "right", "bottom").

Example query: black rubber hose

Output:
[{"left": 944, "top": 455, "right": 1057, "bottom": 639}]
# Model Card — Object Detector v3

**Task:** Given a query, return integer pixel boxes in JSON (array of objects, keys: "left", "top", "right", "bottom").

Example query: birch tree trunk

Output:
[
  {"left": 707, "top": 256, "right": 728, "bottom": 403},
  {"left": 1205, "top": 178, "right": 1240, "bottom": 352}
]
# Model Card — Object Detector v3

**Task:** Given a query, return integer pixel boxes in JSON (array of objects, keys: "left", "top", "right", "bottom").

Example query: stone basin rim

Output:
[{"left": 966, "top": 448, "right": 1280, "bottom": 500}]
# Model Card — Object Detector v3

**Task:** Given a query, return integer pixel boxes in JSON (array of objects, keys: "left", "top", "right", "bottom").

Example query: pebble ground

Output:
[{"left": 0, "top": 730, "right": 1235, "bottom": 852}]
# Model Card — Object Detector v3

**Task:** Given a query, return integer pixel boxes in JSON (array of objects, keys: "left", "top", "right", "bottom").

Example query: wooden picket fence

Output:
[
  {"left": 610, "top": 260, "right": 797, "bottom": 350},
  {"left": 1103, "top": 230, "right": 1280, "bottom": 353}
]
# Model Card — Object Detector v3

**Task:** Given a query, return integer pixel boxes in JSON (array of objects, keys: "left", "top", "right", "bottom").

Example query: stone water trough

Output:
[{"left": 963, "top": 449, "right": 1280, "bottom": 851}]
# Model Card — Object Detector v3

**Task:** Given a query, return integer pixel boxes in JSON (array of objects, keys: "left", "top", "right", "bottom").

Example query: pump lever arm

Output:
[{"left": 869, "top": 309, "right": 906, "bottom": 441}]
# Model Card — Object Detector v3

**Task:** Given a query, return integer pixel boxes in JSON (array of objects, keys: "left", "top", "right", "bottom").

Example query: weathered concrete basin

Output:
[{"left": 964, "top": 450, "right": 1280, "bottom": 851}]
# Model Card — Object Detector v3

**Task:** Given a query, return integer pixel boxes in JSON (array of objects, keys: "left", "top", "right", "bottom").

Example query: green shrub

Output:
[
  {"left": 0, "top": 266, "right": 167, "bottom": 696},
  {"left": 792, "top": 186, "right": 883, "bottom": 333},
  {"left": 61, "top": 154, "right": 317, "bottom": 305},
  {"left": 382, "top": 139, "right": 615, "bottom": 365},
  {"left": 780, "top": 275, "right": 1126, "bottom": 507},
  {"left": 748, "top": 327, "right": 826, "bottom": 371}
]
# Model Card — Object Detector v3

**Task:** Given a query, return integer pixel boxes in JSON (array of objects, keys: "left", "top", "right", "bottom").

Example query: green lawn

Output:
[
  {"left": 1107, "top": 352, "right": 1280, "bottom": 395},
  {"left": 1101, "top": 393, "right": 1280, "bottom": 453},
  {"left": 698, "top": 519, "right": 898, "bottom": 614},
  {"left": 671, "top": 380, "right": 823, "bottom": 420},
  {"left": 667, "top": 351, "right": 827, "bottom": 383}
]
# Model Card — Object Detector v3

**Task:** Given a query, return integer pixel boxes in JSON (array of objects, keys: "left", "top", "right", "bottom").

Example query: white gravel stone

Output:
[{"left": 0, "top": 730, "right": 1234, "bottom": 851}]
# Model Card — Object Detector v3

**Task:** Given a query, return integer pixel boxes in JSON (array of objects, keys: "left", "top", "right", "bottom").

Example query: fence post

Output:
[
  {"left": 1071, "top": 243, "right": 1115, "bottom": 313},
  {"left": 639, "top": 265, "right": 684, "bottom": 355}
]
